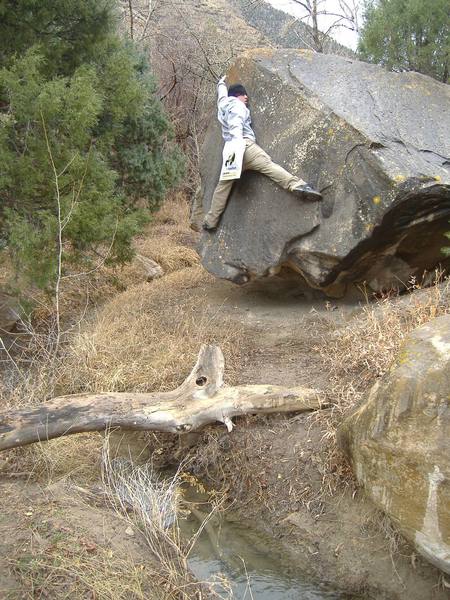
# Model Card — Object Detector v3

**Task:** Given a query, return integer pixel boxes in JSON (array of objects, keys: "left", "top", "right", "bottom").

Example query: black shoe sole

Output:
[
  {"left": 303, "top": 191, "right": 322, "bottom": 201},
  {"left": 295, "top": 190, "right": 322, "bottom": 201}
]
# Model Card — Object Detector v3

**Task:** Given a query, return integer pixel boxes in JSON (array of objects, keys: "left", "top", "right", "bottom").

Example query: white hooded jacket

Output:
[{"left": 216, "top": 81, "right": 256, "bottom": 143}]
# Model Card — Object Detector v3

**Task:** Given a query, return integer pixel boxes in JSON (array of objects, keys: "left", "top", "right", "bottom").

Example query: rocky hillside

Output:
[{"left": 231, "top": 0, "right": 354, "bottom": 56}]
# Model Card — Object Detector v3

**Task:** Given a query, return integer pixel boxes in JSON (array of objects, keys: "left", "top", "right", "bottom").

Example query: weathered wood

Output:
[{"left": 0, "top": 345, "right": 324, "bottom": 451}]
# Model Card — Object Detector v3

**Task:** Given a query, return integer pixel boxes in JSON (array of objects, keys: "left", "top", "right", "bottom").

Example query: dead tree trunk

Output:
[{"left": 0, "top": 345, "right": 324, "bottom": 452}]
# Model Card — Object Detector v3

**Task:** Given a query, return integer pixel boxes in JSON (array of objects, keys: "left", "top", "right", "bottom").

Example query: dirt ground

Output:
[
  {"left": 1, "top": 212, "right": 449, "bottom": 599},
  {"left": 0, "top": 478, "right": 156, "bottom": 599}
]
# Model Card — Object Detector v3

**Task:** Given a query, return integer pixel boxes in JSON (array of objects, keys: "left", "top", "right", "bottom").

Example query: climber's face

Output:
[{"left": 237, "top": 93, "right": 248, "bottom": 105}]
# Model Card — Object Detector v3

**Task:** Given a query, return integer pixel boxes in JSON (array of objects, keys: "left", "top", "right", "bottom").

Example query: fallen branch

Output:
[{"left": 0, "top": 345, "right": 324, "bottom": 451}]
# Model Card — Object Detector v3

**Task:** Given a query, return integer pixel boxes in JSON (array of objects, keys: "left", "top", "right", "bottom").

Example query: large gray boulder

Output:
[
  {"left": 339, "top": 314, "right": 450, "bottom": 574},
  {"left": 199, "top": 49, "right": 450, "bottom": 295}
]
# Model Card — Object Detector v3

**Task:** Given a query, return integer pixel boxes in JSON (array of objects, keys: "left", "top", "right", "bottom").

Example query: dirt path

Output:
[{"left": 193, "top": 274, "right": 358, "bottom": 387}]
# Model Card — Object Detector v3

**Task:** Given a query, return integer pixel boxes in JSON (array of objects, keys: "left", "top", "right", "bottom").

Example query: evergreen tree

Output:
[
  {"left": 358, "top": 0, "right": 450, "bottom": 83},
  {"left": 0, "top": 0, "right": 184, "bottom": 293}
]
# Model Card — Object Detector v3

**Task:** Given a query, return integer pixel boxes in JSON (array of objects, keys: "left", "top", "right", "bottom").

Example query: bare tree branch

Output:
[
  {"left": 128, "top": 0, "right": 134, "bottom": 39},
  {"left": 289, "top": 0, "right": 361, "bottom": 51}
]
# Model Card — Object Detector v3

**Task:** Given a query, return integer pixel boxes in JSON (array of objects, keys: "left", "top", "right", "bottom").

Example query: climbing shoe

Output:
[
  {"left": 292, "top": 184, "right": 322, "bottom": 201},
  {"left": 202, "top": 221, "right": 217, "bottom": 232}
]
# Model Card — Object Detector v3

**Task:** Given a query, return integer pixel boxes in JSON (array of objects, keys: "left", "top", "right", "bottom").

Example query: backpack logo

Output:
[{"left": 224, "top": 152, "right": 236, "bottom": 168}]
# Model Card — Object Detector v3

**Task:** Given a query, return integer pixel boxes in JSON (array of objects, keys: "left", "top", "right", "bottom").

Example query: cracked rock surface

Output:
[{"left": 199, "top": 49, "right": 450, "bottom": 295}]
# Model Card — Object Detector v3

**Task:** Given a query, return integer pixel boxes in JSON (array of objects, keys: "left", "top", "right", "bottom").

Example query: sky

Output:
[{"left": 264, "top": 0, "right": 362, "bottom": 50}]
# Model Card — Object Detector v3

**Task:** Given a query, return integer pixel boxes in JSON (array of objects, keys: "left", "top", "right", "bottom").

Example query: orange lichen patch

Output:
[{"left": 372, "top": 195, "right": 382, "bottom": 205}]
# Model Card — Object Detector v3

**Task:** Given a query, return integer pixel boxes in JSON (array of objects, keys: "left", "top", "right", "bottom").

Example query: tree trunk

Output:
[
  {"left": 312, "top": 0, "right": 323, "bottom": 53},
  {"left": 0, "top": 345, "right": 324, "bottom": 452}
]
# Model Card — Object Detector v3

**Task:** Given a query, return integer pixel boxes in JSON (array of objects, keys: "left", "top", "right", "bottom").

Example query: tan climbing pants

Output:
[{"left": 203, "top": 139, "right": 306, "bottom": 228}]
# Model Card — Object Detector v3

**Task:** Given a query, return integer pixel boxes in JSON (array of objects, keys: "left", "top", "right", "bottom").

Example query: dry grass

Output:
[
  {"left": 4, "top": 476, "right": 184, "bottom": 600},
  {"left": 123, "top": 193, "right": 200, "bottom": 282},
  {"left": 174, "top": 278, "right": 450, "bottom": 510},
  {"left": 0, "top": 319, "right": 106, "bottom": 484},
  {"left": 147, "top": 193, "right": 194, "bottom": 239},
  {"left": 0, "top": 193, "right": 244, "bottom": 483},
  {"left": 0, "top": 435, "right": 103, "bottom": 485},
  {"left": 101, "top": 438, "right": 228, "bottom": 599},
  {"left": 11, "top": 532, "right": 151, "bottom": 600},
  {"left": 137, "top": 238, "right": 200, "bottom": 274},
  {"left": 0, "top": 194, "right": 242, "bottom": 598},
  {"left": 5, "top": 455, "right": 224, "bottom": 600},
  {"left": 0, "top": 194, "right": 209, "bottom": 483},
  {"left": 61, "top": 266, "right": 244, "bottom": 394},
  {"left": 0, "top": 192, "right": 197, "bottom": 330},
  {"left": 0, "top": 193, "right": 200, "bottom": 394},
  {"left": 302, "top": 275, "right": 450, "bottom": 500},
  {"left": 316, "top": 276, "right": 450, "bottom": 420},
  {"left": 3, "top": 187, "right": 450, "bottom": 596}
]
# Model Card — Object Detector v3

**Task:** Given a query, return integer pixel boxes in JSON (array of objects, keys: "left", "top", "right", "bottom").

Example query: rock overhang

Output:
[{"left": 199, "top": 49, "right": 450, "bottom": 296}]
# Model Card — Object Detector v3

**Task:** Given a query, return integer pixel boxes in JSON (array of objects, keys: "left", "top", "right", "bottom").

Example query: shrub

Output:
[{"left": 0, "top": 0, "right": 184, "bottom": 295}]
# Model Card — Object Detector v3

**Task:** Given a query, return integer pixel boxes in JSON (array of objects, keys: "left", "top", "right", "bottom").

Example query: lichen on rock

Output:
[{"left": 339, "top": 313, "right": 450, "bottom": 574}]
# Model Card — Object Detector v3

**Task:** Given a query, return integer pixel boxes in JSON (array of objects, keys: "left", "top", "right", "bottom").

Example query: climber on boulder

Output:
[{"left": 202, "top": 76, "right": 322, "bottom": 231}]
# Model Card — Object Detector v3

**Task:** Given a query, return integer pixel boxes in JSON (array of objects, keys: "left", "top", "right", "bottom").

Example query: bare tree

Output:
[
  {"left": 119, "top": 0, "right": 162, "bottom": 42},
  {"left": 289, "top": 0, "right": 361, "bottom": 52},
  {"left": 248, "top": 0, "right": 360, "bottom": 53}
]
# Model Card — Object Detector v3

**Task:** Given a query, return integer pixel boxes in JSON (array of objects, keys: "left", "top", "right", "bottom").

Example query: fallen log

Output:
[{"left": 0, "top": 345, "right": 324, "bottom": 451}]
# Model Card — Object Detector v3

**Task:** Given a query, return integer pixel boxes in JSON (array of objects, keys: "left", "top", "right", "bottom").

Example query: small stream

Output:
[
  {"left": 180, "top": 515, "right": 342, "bottom": 599},
  {"left": 108, "top": 457, "right": 357, "bottom": 598},
  {"left": 178, "top": 484, "right": 351, "bottom": 600}
]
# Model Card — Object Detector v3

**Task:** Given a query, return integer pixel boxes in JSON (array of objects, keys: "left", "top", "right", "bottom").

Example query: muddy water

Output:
[
  {"left": 178, "top": 485, "right": 350, "bottom": 600},
  {"left": 180, "top": 515, "right": 344, "bottom": 599}
]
